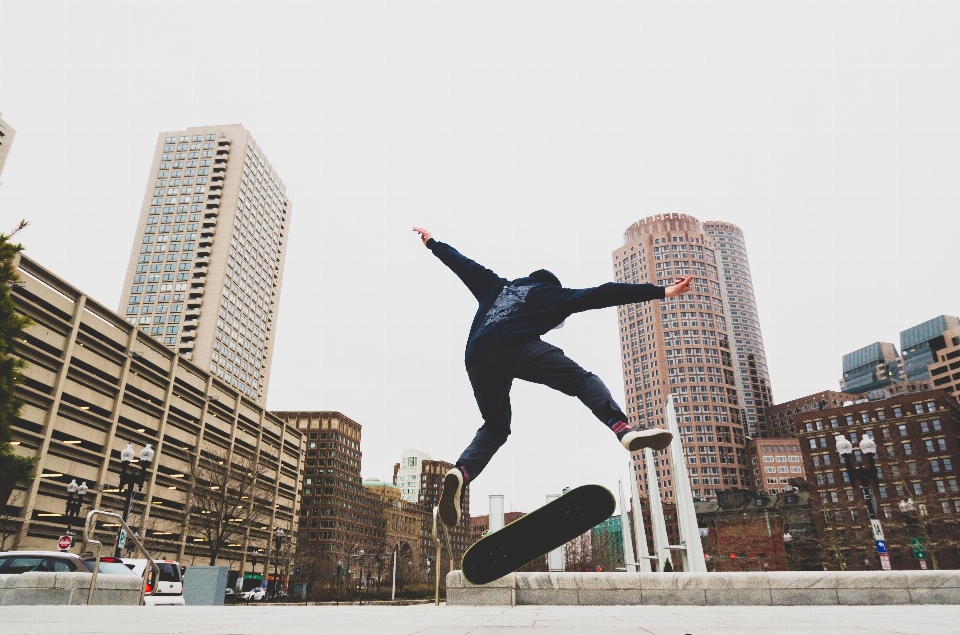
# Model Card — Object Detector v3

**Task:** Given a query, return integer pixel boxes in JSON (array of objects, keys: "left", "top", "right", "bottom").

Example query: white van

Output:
[{"left": 120, "top": 558, "right": 185, "bottom": 606}]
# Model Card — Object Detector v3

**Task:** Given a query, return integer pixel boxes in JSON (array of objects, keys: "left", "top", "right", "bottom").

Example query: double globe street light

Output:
[
  {"left": 114, "top": 442, "right": 155, "bottom": 558},
  {"left": 835, "top": 432, "right": 889, "bottom": 570},
  {"left": 62, "top": 479, "right": 89, "bottom": 550}
]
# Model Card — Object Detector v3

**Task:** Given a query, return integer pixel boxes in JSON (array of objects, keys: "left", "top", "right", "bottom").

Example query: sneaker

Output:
[
  {"left": 439, "top": 467, "right": 465, "bottom": 528},
  {"left": 618, "top": 427, "right": 673, "bottom": 452}
]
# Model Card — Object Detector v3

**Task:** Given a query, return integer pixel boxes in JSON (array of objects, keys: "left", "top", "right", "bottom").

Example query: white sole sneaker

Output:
[
  {"left": 439, "top": 468, "right": 463, "bottom": 528},
  {"left": 620, "top": 428, "right": 673, "bottom": 452}
]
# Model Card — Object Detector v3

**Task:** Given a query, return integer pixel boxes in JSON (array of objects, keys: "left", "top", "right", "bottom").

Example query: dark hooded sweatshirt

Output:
[{"left": 427, "top": 239, "right": 666, "bottom": 368}]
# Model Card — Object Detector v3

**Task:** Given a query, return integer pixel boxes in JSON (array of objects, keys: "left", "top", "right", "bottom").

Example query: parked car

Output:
[
  {"left": 224, "top": 587, "right": 237, "bottom": 603},
  {"left": 120, "top": 558, "right": 185, "bottom": 606},
  {"left": 238, "top": 586, "right": 266, "bottom": 602},
  {"left": 0, "top": 551, "right": 138, "bottom": 577}
]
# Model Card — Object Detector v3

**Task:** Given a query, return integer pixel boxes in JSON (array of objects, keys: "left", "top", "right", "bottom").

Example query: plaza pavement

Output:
[{"left": 1, "top": 604, "right": 959, "bottom": 635}]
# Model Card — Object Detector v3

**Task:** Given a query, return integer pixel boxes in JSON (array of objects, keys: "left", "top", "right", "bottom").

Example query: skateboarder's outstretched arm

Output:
[
  {"left": 413, "top": 227, "right": 505, "bottom": 302},
  {"left": 558, "top": 275, "right": 694, "bottom": 314}
]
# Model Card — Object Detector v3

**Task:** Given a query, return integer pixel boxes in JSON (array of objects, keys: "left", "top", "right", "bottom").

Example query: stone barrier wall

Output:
[
  {"left": 0, "top": 573, "right": 144, "bottom": 606},
  {"left": 446, "top": 571, "right": 960, "bottom": 606}
]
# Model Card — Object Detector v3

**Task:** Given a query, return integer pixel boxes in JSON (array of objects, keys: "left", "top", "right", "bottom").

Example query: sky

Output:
[{"left": 1, "top": 1, "right": 959, "bottom": 515}]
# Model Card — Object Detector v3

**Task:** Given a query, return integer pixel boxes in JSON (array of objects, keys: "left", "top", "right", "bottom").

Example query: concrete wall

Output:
[
  {"left": 447, "top": 571, "right": 960, "bottom": 606},
  {"left": 0, "top": 573, "right": 144, "bottom": 606},
  {"left": 183, "top": 566, "right": 228, "bottom": 606}
]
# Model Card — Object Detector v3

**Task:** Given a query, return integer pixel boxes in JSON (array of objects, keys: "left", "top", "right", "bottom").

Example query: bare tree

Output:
[
  {"left": 563, "top": 531, "right": 593, "bottom": 571},
  {"left": 185, "top": 446, "right": 270, "bottom": 565},
  {"left": 0, "top": 490, "right": 23, "bottom": 550}
]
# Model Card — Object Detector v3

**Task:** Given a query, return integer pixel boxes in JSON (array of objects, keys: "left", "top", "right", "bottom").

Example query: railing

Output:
[
  {"left": 82, "top": 509, "right": 160, "bottom": 606},
  {"left": 430, "top": 506, "right": 457, "bottom": 606}
]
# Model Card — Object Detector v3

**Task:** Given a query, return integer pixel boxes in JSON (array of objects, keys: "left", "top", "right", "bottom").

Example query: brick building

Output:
[
  {"left": 928, "top": 327, "right": 960, "bottom": 398},
  {"left": 695, "top": 488, "right": 814, "bottom": 571},
  {"left": 392, "top": 454, "right": 471, "bottom": 578},
  {"left": 469, "top": 512, "right": 526, "bottom": 544},
  {"left": 276, "top": 412, "right": 386, "bottom": 560},
  {"left": 746, "top": 438, "right": 805, "bottom": 494},
  {"left": 795, "top": 390, "right": 960, "bottom": 570},
  {"left": 766, "top": 391, "right": 859, "bottom": 438}
]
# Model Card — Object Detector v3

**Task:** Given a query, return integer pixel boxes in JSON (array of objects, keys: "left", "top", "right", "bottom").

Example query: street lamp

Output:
[
  {"left": 62, "top": 479, "right": 89, "bottom": 550},
  {"left": 272, "top": 528, "right": 285, "bottom": 596},
  {"left": 835, "top": 433, "right": 888, "bottom": 570},
  {"left": 114, "top": 443, "right": 154, "bottom": 558}
]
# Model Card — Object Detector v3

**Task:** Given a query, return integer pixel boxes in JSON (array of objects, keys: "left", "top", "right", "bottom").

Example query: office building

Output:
[
  {"left": 901, "top": 316, "right": 960, "bottom": 381},
  {"left": 7, "top": 254, "right": 302, "bottom": 571},
  {"left": 0, "top": 114, "right": 15, "bottom": 177},
  {"left": 395, "top": 448, "right": 432, "bottom": 503},
  {"left": 745, "top": 438, "right": 805, "bottom": 494},
  {"left": 363, "top": 478, "right": 424, "bottom": 574},
  {"left": 274, "top": 412, "right": 386, "bottom": 556},
  {"left": 795, "top": 389, "right": 960, "bottom": 570},
  {"left": 928, "top": 326, "right": 960, "bottom": 398},
  {"left": 612, "top": 213, "right": 748, "bottom": 502},
  {"left": 703, "top": 222, "right": 774, "bottom": 437},
  {"left": 841, "top": 342, "right": 905, "bottom": 393},
  {"left": 766, "top": 391, "right": 860, "bottom": 438},
  {"left": 118, "top": 125, "right": 292, "bottom": 403}
]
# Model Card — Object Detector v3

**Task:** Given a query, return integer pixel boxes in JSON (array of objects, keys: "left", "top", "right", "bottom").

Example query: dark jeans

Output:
[{"left": 456, "top": 340, "right": 627, "bottom": 481}]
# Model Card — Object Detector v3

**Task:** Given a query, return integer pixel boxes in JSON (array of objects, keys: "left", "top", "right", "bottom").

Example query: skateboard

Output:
[{"left": 461, "top": 484, "right": 616, "bottom": 585}]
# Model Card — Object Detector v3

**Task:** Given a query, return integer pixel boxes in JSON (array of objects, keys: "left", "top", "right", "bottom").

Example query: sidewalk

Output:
[{"left": 1, "top": 603, "right": 957, "bottom": 635}]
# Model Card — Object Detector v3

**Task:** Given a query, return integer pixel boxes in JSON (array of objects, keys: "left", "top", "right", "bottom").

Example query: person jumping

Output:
[{"left": 413, "top": 227, "right": 693, "bottom": 527}]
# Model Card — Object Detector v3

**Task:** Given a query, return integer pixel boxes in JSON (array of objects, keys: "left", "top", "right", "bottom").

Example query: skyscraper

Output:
[
  {"left": 119, "top": 125, "right": 291, "bottom": 402},
  {"left": 612, "top": 213, "right": 750, "bottom": 501},
  {"left": 703, "top": 222, "right": 774, "bottom": 438}
]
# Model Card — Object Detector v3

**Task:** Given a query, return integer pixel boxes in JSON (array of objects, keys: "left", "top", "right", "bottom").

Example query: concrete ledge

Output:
[
  {"left": 0, "top": 573, "right": 143, "bottom": 606},
  {"left": 446, "top": 571, "right": 960, "bottom": 606}
]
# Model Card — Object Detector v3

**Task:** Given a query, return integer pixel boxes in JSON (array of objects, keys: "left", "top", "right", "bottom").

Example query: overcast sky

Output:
[{"left": 2, "top": 1, "right": 959, "bottom": 515}]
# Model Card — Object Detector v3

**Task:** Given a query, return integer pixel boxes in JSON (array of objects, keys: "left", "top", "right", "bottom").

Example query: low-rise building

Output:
[
  {"left": 6, "top": 255, "right": 302, "bottom": 574},
  {"left": 795, "top": 389, "right": 960, "bottom": 570},
  {"left": 765, "top": 391, "right": 859, "bottom": 438},
  {"left": 746, "top": 438, "right": 805, "bottom": 494}
]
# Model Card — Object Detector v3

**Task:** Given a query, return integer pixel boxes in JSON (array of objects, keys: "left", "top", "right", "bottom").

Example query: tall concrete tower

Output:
[
  {"left": 702, "top": 222, "right": 774, "bottom": 438},
  {"left": 119, "top": 124, "right": 291, "bottom": 403},
  {"left": 612, "top": 214, "right": 748, "bottom": 501}
]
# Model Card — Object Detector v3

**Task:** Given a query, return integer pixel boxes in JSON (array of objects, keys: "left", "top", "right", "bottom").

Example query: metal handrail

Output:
[
  {"left": 82, "top": 509, "right": 160, "bottom": 606},
  {"left": 431, "top": 506, "right": 441, "bottom": 606}
]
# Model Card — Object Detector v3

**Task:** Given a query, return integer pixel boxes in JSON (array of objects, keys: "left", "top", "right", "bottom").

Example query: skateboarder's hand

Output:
[
  {"left": 413, "top": 227, "right": 433, "bottom": 246},
  {"left": 665, "top": 275, "right": 693, "bottom": 297}
]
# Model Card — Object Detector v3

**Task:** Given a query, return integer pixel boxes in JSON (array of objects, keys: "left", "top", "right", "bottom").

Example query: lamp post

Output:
[
  {"left": 251, "top": 548, "right": 261, "bottom": 590},
  {"left": 835, "top": 433, "right": 889, "bottom": 570},
  {"left": 62, "top": 479, "right": 88, "bottom": 550},
  {"left": 272, "top": 528, "right": 285, "bottom": 596},
  {"left": 115, "top": 442, "right": 154, "bottom": 558}
]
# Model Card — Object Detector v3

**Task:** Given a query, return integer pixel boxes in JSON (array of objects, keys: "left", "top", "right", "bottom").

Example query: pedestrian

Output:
[{"left": 413, "top": 227, "right": 693, "bottom": 527}]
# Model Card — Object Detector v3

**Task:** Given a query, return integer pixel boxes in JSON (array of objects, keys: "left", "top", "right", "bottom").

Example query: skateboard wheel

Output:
[
  {"left": 481, "top": 530, "right": 491, "bottom": 538},
  {"left": 561, "top": 487, "right": 571, "bottom": 494}
]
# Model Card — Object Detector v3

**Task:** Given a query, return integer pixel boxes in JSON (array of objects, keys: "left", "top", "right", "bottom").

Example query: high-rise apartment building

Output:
[
  {"left": 119, "top": 125, "right": 291, "bottom": 403},
  {"left": 612, "top": 213, "right": 748, "bottom": 502},
  {"left": 703, "top": 222, "right": 774, "bottom": 437},
  {"left": 0, "top": 114, "right": 16, "bottom": 177}
]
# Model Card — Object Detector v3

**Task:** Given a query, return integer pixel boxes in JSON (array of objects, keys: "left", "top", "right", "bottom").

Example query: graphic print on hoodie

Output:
[{"left": 476, "top": 285, "right": 533, "bottom": 335}]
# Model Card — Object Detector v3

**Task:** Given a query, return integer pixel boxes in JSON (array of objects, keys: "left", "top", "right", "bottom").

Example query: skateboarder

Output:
[{"left": 412, "top": 227, "right": 693, "bottom": 527}]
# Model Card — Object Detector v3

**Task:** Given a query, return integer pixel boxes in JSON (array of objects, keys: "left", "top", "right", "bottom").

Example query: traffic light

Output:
[{"left": 910, "top": 537, "right": 926, "bottom": 560}]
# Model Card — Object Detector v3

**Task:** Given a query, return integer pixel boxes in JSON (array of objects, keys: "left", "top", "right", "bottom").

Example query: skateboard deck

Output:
[{"left": 461, "top": 484, "right": 616, "bottom": 585}]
